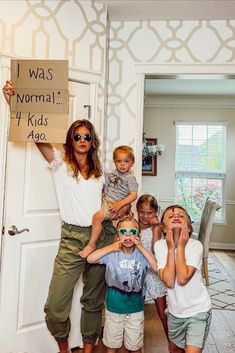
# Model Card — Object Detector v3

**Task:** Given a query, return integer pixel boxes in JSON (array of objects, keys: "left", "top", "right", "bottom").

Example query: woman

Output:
[{"left": 3, "top": 80, "right": 126, "bottom": 353}]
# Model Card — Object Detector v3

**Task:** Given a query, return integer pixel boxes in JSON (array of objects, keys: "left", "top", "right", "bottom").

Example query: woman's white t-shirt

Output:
[{"left": 49, "top": 148, "right": 104, "bottom": 227}]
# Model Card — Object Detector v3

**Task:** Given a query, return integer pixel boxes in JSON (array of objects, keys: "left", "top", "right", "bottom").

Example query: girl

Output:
[
  {"left": 136, "top": 195, "right": 168, "bottom": 335},
  {"left": 137, "top": 195, "right": 183, "bottom": 353}
]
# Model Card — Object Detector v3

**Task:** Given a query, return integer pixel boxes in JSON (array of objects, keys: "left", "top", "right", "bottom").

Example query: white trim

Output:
[
  {"left": 0, "top": 56, "right": 11, "bottom": 256},
  {"left": 175, "top": 172, "right": 226, "bottom": 179},
  {"left": 69, "top": 66, "right": 102, "bottom": 84},
  {"left": 174, "top": 121, "right": 228, "bottom": 126},
  {"left": 158, "top": 197, "right": 176, "bottom": 203},
  {"left": 135, "top": 73, "right": 145, "bottom": 189},
  {"left": 210, "top": 242, "right": 235, "bottom": 250},
  {"left": 135, "top": 64, "right": 235, "bottom": 75},
  {"left": 145, "top": 94, "right": 235, "bottom": 108},
  {"left": 226, "top": 200, "right": 235, "bottom": 205}
]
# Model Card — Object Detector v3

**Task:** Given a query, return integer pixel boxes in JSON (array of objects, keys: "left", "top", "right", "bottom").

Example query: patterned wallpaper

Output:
[
  {"left": 106, "top": 20, "right": 235, "bottom": 163},
  {"left": 0, "top": 0, "right": 107, "bottom": 71}
]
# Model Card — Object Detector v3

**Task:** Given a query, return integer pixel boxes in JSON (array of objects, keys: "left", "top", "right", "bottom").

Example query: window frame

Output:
[{"left": 175, "top": 121, "right": 227, "bottom": 224}]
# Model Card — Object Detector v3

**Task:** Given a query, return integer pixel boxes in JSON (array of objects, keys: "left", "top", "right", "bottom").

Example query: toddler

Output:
[{"left": 79, "top": 145, "right": 138, "bottom": 258}]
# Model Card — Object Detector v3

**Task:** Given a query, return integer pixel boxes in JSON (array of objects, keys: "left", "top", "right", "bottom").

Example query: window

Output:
[{"left": 175, "top": 122, "right": 226, "bottom": 222}]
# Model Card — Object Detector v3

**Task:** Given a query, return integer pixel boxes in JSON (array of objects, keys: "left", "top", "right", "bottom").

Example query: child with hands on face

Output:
[
  {"left": 137, "top": 195, "right": 183, "bottom": 353},
  {"left": 155, "top": 205, "right": 212, "bottom": 353},
  {"left": 87, "top": 216, "right": 157, "bottom": 353},
  {"left": 136, "top": 196, "right": 168, "bottom": 331}
]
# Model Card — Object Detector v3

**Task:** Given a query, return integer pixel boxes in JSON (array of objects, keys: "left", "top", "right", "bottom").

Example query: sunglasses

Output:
[
  {"left": 73, "top": 133, "right": 92, "bottom": 142},
  {"left": 118, "top": 228, "right": 139, "bottom": 236}
]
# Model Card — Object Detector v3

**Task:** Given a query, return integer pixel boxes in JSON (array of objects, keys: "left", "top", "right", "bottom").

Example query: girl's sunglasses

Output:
[
  {"left": 73, "top": 133, "right": 92, "bottom": 142},
  {"left": 118, "top": 228, "right": 139, "bottom": 236}
]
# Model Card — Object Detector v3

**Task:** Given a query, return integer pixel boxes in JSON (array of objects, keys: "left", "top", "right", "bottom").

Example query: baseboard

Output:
[{"left": 210, "top": 242, "right": 235, "bottom": 250}]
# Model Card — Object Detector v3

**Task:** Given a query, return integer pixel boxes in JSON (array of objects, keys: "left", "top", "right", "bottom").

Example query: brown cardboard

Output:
[
  {"left": 9, "top": 112, "right": 69, "bottom": 143},
  {"left": 10, "top": 59, "right": 69, "bottom": 143},
  {"left": 10, "top": 89, "right": 69, "bottom": 114},
  {"left": 11, "top": 60, "right": 68, "bottom": 89}
]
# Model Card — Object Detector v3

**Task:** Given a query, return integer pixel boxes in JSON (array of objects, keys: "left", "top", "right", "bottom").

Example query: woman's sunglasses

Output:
[
  {"left": 118, "top": 228, "right": 139, "bottom": 236},
  {"left": 73, "top": 133, "right": 92, "bottom": 142}
]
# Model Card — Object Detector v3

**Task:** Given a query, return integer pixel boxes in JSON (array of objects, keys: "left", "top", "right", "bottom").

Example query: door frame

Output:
[
  {"left": 0, "top": 54, "right": 102, "bottom": 264},
  {"left": 134, "top": 63, "right": 235, "bottom": 193}
]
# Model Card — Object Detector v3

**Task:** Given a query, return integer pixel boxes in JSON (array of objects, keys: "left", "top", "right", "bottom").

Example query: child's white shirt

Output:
[{"left": 155, "top": 238, "right": 211, "bottom": 318}]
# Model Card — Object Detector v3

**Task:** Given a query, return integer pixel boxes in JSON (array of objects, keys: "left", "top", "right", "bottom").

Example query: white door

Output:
[{"left": 0, "top": 80, "right": 90, "bottom": 353}]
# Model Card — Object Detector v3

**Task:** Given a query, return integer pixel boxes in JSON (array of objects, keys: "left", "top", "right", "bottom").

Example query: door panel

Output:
[{"left": 0, "top": 81, "right": 90, "bottom": 353}]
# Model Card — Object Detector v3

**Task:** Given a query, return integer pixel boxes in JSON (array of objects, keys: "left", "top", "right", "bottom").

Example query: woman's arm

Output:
[
  {"left": 87, "top": 240, "right": 121, "bottom": 264},
  {"left": 3, "top": 80, "right": 55, "bottom": 162}
]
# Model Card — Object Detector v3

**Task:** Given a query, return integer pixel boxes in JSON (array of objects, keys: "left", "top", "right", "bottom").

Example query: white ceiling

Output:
[
  {"left": 97, "top": 1, "right": 235, "bottom": 21},
  {"left": 145, "top": 76, "right": 235, "bottom": 96}
]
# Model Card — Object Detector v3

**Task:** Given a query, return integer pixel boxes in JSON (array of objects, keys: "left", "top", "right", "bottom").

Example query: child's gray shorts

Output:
[{"left": 167, "top": 309, "right": 212, "bottom": 349}]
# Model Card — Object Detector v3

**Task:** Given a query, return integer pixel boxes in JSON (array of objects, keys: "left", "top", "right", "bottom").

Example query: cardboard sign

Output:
[{"left": 9, "top": 60, "right": 69, "bottom": 143}]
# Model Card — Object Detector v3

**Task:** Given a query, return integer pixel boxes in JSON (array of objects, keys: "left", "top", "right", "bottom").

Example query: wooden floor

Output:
[{"left": 73, "top": 250, "right": 235, "bottom": 353}]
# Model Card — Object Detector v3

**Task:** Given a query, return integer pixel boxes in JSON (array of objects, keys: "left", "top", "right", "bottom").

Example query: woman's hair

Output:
[
  {"left": 161, "top": 204, "right": 193, "bottom": 236},
  {"left": 64, "top": 119, "right": 102, "bottom": 178},
  {"left": 136, "top": 194, "right": 159, "bottom": 213},
  {"left": 116, "top": 215, "right": 139, "bottom": 232},
  {"left": 113, "top": 145, "right": 135, "bottom": 162}
]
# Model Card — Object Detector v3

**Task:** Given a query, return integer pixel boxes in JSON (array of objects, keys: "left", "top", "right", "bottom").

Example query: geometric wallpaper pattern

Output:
[
  {"left": 106, "top": 20, "right": 235, "bottom": 164},
  {"left": 0, "top": 0, "right": 107, "bottom": 72}
]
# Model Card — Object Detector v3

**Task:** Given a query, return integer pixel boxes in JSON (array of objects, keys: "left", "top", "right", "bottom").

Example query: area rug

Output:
[{"left": 207, "top": 255, "right": 235, "bottom": 310}]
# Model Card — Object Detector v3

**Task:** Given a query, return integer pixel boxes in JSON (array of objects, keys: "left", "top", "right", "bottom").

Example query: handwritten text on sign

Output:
[{"left": 10, "top": 60, "right": 69, "bottom": 143}]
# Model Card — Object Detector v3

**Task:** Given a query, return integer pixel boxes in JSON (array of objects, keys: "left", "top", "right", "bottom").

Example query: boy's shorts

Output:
[
  {"left": 102, "top": 309, "right": 144, "bottom": 350},
  {"left": 167, "top": 309, "right": 212, "bottom": 349}
]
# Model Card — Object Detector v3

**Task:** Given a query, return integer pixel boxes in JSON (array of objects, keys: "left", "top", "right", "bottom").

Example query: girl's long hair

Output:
[{"left": 64, "top": 119, "right": 102, "bottom": 178}]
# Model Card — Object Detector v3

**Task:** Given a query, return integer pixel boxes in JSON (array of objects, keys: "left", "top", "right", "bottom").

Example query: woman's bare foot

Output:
[{"left": 79, "top": 243, "right": 96, "bottom": 258}]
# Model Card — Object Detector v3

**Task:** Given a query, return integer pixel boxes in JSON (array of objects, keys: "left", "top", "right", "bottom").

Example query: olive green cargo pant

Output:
[{"left": 44, "top": 221, "right": 115, "bottom": 344}]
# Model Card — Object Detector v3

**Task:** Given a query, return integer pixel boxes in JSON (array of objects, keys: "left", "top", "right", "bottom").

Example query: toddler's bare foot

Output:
[{"left": 79, "top": 243, "right": 96, "bottom": 258}]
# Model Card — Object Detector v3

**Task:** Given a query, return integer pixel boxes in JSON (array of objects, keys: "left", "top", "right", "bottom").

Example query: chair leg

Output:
[{"left": 203, "top": 257, "right": 209, "bottom": 286}]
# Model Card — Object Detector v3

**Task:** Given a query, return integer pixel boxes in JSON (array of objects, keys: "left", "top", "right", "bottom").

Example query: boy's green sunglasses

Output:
[{"left": 118, "top": 228, "right": 139, "bottom": 236}]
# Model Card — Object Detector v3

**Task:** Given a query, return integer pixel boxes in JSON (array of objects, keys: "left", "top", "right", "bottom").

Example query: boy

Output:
[
  {"left": 155, "top": 205, "right": 212, "bottom": 353},
  {"left": 79, "top": 145, "right": 138, "bottom": 258},
  {"left": 87, "top": 216, "right": 157, "bottom": 353}
]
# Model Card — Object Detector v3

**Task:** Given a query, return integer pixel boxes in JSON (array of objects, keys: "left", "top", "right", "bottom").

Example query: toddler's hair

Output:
[
  {"left": 136, "top": 194, "right": 158, "bottom": 213},
  {"left": 113, "top": 145, "right": 135, "bottom": 162},
  {"left": 161, "top": 204, "right": 193, "bottom": 236}
]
